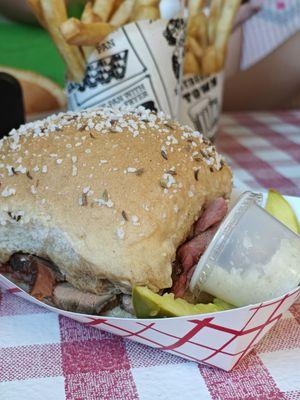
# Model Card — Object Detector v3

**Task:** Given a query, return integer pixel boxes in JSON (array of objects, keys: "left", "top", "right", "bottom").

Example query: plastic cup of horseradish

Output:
[{"left": 189, "top": 191, "right": 300, "bottom": 307}]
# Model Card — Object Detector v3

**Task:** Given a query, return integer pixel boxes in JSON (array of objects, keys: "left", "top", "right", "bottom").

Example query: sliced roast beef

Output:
[
  {"left": 172, "top": 198, "right": 228, "bottom": 298},
  {"left": 1, "top": 253, "right": 119, "bottom": 315},
  {"left": 177, "top": 224, "right": 220, "bottom": 271},
  {"left": 9, "top": 254, "right": 37, "bottom": 286},
  {"left": 194, "top": 197, "right": 227, "bottom": 235},
  {"left": 1, "top": 254, "right": 65, "bottom": 302},
  {"left": 173, "top": 224, "right": 219, "bottom": 297},
  {"left": 30, "top": 261, "right": 57, "bottom": 301},
  {"left": 53, "top": 282, "right": 116, "bottom": 314},
  {"left": 8, "top": 254, "right": 65, "bottom": 285},
  {"left": 0, "top": 262, "right": 10, "bottom": 274},
  {"left": 0, "top": 261, "right": 32, "bottom": 292},
  {"left": 121, "top": 294, "right": 135, "bottom": 315},
  {"left": 10, "top": 254, "right": 35, "bottom": 274}
]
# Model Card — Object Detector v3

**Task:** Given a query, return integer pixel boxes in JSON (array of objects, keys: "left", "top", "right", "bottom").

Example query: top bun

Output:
[{"left": 0, "top": 107, "right": 231, "bottom": 294}]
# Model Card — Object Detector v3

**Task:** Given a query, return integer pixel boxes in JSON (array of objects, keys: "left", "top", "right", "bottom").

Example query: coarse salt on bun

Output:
[{"left": 0, "top": 107, "right": 232, "bottom": 293}]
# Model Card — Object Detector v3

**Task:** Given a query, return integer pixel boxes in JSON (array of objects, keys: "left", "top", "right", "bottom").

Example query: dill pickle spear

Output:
[
  {"left": 132, "top": 286, "right": 234, "bottom": 318},
  {"left": 266, "top": 189, "right": 299, "bottom": 234}
]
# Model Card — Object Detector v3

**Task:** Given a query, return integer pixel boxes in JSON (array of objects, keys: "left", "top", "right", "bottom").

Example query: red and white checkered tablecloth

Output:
[
  {"left": 217, "top": 111, "right": 300, "bottom": 197},
  {"left": 1, "top": 111, "right": 300, "bottom": 400}
]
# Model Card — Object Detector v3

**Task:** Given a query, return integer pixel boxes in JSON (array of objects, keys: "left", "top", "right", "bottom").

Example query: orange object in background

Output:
[{"left": 0, "top": 66, "right": 66, "bottom": 116}]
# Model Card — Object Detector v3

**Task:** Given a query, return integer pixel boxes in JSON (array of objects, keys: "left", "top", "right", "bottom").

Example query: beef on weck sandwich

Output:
[{"left": 0, "top": 107, "right": 231, "bottom": 317}]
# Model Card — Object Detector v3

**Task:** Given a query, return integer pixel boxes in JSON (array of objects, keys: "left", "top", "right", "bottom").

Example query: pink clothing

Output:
[{"left": 241, "top": 0, "right": 300, "bottom": 69}]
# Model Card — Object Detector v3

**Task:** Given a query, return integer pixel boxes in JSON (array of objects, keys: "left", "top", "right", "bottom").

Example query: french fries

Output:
[
  {"left": 202, "top": 46, "right": 218, "bottom": 75},
  {"left": 207, "top": 15, "right": 217, "bottom": 45},
  {"left": 186, "top": 36, "right": 203, "bottom": 64},
  {"left": 188, "top": 13, "right": 206, "bottom": 39},
  {"left": 184, "top": 51, "right": 201, "bottom": 75},
  {"left": 185, "top": 0, "right": 240, "bottom": 76},
  {"left": 93, "top": 0, "right": 115, "bottom": 22},
  {"left": 27, "top": 0, "right": 47, "bottom": 28},
  {"left": 110, "top": 0, "right": 135, "bottom": 27},
  {"left": 135, "top": 0, "right": 160, "bottom": 6},
  {"left": 60, "top": 18, "right": 115, "bottom": 46},
  {"left": 214, "top": 0, "right": 241, "bottom": 55},
  {"left": 82, "top": 2, "right": 101, "bottom": 23},
  {"left": 112, "top": 0, "right": 124, "bottom": 14},
  {"left": 38, "top": 0, "right": 85, "bottom": 82},
  {"left": 132, "top": 0, "right": 159, "bottom": 14},
  {"left": 81, "top": 2, "right": 101, "bottom": 61},
  {"left": 188, "top": 0, "right": 204, "bottom": 17},
  {"left": 208, "top": 0, "right": 223, "bottom": 45},
  {"left": 27, "top": 0, "right": 241, "bottom": 83},
  {"left": 132, "top": 5, "right": 160, "bottom": 21},
  {"left": 210, "top": 0, "right": 223, "bottom": 19}
]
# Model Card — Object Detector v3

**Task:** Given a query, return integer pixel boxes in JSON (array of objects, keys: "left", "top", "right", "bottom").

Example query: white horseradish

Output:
[{"left": 202, "top": 238, "right": 300, "bottom": 307}]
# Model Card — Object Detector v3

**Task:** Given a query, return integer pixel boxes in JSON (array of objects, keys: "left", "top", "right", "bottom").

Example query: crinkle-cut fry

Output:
[
  {"left": 93, "top": 0, "right": 115, "bottom": 22},
  {"left": 82, "top": 2, "right": 101, "bottom": 23},
  {"left": 132, "top": 5, "right": 160, "bottom": 21},
  {"left": 184, "top": 51, "right": 201, "bottom": 75},
  {"left": 40, "top": 0, "right": 85, "bottom": 82},
  {"left": 188, "top": 0, "right": 204, "bottom": 17},
  {"left": 60, "top": 18, "right": 115, "bottom": 46},
  {"left": 186, "top": 36, "right": 203, "bottom": 63},
  {"left": 214, "top": 0, "right": 241, "bottom": 66},
  {"left": 26, "top": 0, "right": 46, "bottom": 28},
  {"left": 109, "top": 0, "right": 136, "bottom": 27},
  {"left": 202, "top": 45, "right": 218, "bottom": 76}
]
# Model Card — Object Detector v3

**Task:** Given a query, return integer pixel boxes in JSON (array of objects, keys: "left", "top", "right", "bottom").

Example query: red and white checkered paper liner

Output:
[{"left": 0, "top": 273, "right": 299, "bottom": 372}]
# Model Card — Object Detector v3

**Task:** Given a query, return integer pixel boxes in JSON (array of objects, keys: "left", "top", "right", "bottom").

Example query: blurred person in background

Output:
[{"left": 224, "top": 0, "right": 300, "bottom": 111}]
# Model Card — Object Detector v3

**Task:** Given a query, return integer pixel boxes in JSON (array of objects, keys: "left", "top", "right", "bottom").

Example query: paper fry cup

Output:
[
  {"left": 67, "top": 18, "right": 185, "bottom": 119},
  {"left": 179, "top": 71, "right": 224, "bottom": 140},
  {"left": 65, "top": 0, "right": 235, "bottom": 140},
  {"left": 66, "top": 16, "right": 223, "bottom": 141}
]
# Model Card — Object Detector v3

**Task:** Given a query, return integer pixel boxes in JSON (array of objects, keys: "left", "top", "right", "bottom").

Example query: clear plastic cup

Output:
[{"left": 189, "top": 191, "right": 300, "bottom": 307}]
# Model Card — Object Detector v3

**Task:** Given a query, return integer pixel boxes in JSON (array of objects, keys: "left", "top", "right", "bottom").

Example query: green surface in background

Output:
[
  {"left": 68, "top": 1, "right": 85, "bottom": 18},
  {"left": 0, "top": 22, "right": 65, "bottom": 86},
  {"left": 0, "top": 1, "right": 85, "bottom": 87}
]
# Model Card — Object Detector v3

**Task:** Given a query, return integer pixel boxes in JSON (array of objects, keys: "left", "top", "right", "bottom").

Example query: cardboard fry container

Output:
[
  {"left": 66, "top": 16, "right": 223, "bottom": 140},
  {"left": 67, "top": 18, "right": 185, "bottom": 118},
  {"left": 179, "top": 71, "right": 223, "bottom": 140},
  {"left": 1, "top": 191, "right": 299, "bottom": 371}
]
